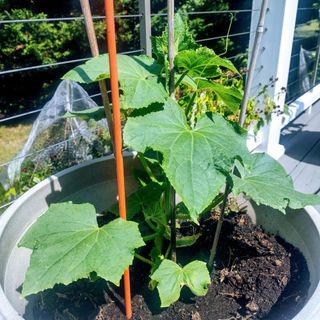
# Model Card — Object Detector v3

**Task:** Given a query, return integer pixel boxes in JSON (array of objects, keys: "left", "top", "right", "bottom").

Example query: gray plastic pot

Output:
[{"left": 0, "top": 155, "right": 320, "bottom": 320}]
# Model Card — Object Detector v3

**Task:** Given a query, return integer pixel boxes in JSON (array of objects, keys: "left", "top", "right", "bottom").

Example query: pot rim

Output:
[
  {"left": 0, "top": 155, "right": 320, "bottom": 320},
  {"left": 0, "top": 154, "right": 119, "bottom": 319}
]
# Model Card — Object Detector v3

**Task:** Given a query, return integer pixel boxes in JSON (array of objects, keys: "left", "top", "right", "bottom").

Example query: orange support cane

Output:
[{"left": 104, "top": 1, "right": 132, "bottom": 319}]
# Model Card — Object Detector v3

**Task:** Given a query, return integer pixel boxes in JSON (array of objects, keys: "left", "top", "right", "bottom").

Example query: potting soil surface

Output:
[{"left": 27, "top": 212, "right": 309, "bottom": 320}]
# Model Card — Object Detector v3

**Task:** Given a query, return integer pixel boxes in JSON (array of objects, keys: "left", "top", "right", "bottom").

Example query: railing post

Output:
[
  {"left": 139, "top": 0, "right": 152, "bottom": 56},
  {"left": 248, "top": 0, "right": 298, "bottom": 159}
]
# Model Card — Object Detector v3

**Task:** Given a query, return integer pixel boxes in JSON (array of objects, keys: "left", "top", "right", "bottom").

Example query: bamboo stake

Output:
[
  {"left": 104, "top": 1, "right": 132, "bottom": 319},
  {"left": 167, "top": 0, "right": 177, "bottom": 263},
  {"left": 80, "top": 0, "right": 114, "bottom": 149},
  {"left": 167, "top": 0, "right": 175, "bottom": 98}
]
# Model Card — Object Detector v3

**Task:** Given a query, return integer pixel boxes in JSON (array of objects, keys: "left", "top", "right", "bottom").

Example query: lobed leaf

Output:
[
  {"left": 152, "top": 12, "right": 198, "bottom": 63},
  {"left": 124, "top": 98, "right": 249, "bottom": 220},
  {"left": 19, "top": 202, "right": 145, "bottom": 296},
  {"left": 63, "top": 54, "right": 167, "bottom": 109},
  {"left": 233, "top": 153, "right": 320, "bottom": 212},
  {"left": 175, "top": 48, "right": 238, "bottom": 78},
  {"left": 151, "top": 259, "right": 210, "bottom": 307}
]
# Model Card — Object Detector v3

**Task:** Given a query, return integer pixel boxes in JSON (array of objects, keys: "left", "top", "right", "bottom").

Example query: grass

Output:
[
  {"left": 295, "top": 19, "right": 319, "bottom": 39},
  {"left": 0, "top": 122, "right": 33, "bottom": 164}
]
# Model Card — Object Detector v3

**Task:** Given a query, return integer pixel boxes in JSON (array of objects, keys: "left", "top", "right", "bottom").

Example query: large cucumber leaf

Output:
[
  {"left": 233, "top": 153, "right": 320, "bottom": 212},
  {"left": 63, "top": 54, "right": 167, "bottom": 109},
  {"left": 151, "top": 259, "right": 210, "bottom": 307},
  {"left": 175, "top": 48, "right": 238, "bottom": 78},
  {"left": 124, "top": 98, "right": 249, "bottom": 220},
  {"left": 19, "top": 202, "right": 145, "bottom": 296}
]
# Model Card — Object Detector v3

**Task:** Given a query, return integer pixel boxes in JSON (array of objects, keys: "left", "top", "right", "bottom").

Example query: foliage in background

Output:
[
  {"left": 0, "top": 7, "right": 105, "bottom": 117},
  {"left": 0, "top": 0, "right": 253, "bottom": 118}
]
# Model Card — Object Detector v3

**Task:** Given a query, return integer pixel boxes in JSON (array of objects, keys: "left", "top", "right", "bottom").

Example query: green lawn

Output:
[
  {"left": 295, "top": 19, "right": 319, "bottom": 39},
  {"left": 0, "top": 122, "right": 33, "bottom": 164}
]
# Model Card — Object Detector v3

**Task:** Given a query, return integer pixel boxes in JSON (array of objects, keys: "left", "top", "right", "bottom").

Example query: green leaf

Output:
[
  {"left": 152, "top": 12, "right": 198, "bottom": 63},
  {"left": 197, "top": 80, "right": 243, "bottom": 113},
  {"left": 63, "top": 54, "right": 167, "bottom": 109},
  {"left": 124, "top": 98, "right": 249, "bottom": 220},
  {"left": 233, "top": 153, "right": 320, "bottom": 212},
  {"left": 143, "top": 201, "right": 168, "bottom": 227},
  {"left": 175, "top": 48, "right": 238, "bottom": 78},
  {"left": 63, "top": 107, "right": 105, "bottom": 121},
  {"left": 109, "top": 182, "right": 163, "bottom": 220},
  {"left": 176, "top": 234, "right": 200, "bottom": 248},
  {"left": 151, "top": 259, "right": 210, "bottom": 307},
  {"left": 19, "top": 202, "right": 145, "bottom": 296}
]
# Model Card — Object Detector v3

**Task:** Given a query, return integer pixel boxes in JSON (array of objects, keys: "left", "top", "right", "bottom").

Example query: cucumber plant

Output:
[{"left": 19, "top": 13, "right": 320, "bottom": 308}]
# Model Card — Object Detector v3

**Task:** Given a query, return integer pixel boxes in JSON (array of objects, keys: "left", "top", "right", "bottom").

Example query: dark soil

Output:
[{"left": 26, "top": 212, "right": 310, "bottom": 320}]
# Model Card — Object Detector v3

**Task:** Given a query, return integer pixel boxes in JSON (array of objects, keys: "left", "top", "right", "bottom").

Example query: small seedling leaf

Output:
[{"left": 151, "top": 259, "right": 210, "bottom": 307}]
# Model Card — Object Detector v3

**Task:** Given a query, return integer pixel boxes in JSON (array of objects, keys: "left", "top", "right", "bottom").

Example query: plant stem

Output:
[
  {"left": 164, "top": 243, "right": 171, "bottom": 259},
  {"left": 167, "top": 0, "right": 175, "bottom": 98},
  {"left": 145, "top": 219, "right": 158, "bottom": 232},
  {"left": 175, "top": 70, "right": 189, "bottom": 89},
  {"left": 167, "top": 0, "right": 176, "bottom": 262},
  {"left": 208, "top": 182, "right": 230, "bottom": 271},
  {"left": 143, "top": 233, "right": 158, "bottom": 242},
  {"left": 185, "top": 92, "right": 197, "bottom": 118},
  {"left": 134, "top": 253, "right": 154, "bottom": 266},
  {"left": 169, "top": 185, "right": 176, "bottom": 262},
  {"left": 138, "top": 153, "right": 158, "bottom": 182}
]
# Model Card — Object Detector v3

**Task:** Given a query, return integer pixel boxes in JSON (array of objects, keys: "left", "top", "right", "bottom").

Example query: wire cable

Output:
[
  {"left": 0, "top": 14, "right": 141, "bottom": 24},
  {"left": 0, "top": 49, "right": 142, "bottom": 76}
]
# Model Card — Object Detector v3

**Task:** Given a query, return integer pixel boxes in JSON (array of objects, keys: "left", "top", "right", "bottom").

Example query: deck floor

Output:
[{"left": 279, "top": 99, "right": 320, "bottom": 211}]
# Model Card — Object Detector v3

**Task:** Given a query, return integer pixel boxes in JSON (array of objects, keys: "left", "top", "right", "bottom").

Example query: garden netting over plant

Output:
[{"left": 0, "top": 80, "right": 110, "bottom": 207}]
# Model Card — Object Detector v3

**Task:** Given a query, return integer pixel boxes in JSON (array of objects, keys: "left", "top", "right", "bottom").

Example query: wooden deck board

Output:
[
  {"left": 279, "top": 104, "right": 320, "bottom": 174},
  {"left": 279, "top": 99, "right": 320, "bottom": 212}
]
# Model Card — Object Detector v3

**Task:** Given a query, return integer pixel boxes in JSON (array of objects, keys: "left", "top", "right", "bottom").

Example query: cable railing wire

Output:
[
  {"left": 0, "top": 126, "right": 104, "bottom": 168},
  {"left": 290, "top": 46, "right": 318, "bottom": 60},
  {"left": 196, "top": 30, "right": 254, "bottom": 43},
  {"left": 0, "top": 91, "right": 109, "bottom": 123},
  {"left": 293, "top": 34, "right": 319, "bottom": 43},
  {"left": 226, "top": 51, "right": 249, "bottom": 60},
  {"left": 0, "top": 14, "right": 142, "bottom": 25},
  {"left": 151, "top": 9, "right": 259, "bottom": 17},
  {"left": 0, "top": 200, "right": 14, "bottom": 210},
  {"left": 0, "top": 49, "right": 142, "bottom": 76},
  {"left": 286, "top": 82, "right": 320, "bottom": 104},
  {"left": 187, "top": 9, "right": 259, "bottom": 15},
  {"left": 0, "top": 128, "right": 107, "bottom": 209},
  {"left": 297, "top": 7, "right": 318, "bottom": 11},
  {"left": 288, "top": 54, "right": 317, "bottom": 75}
]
